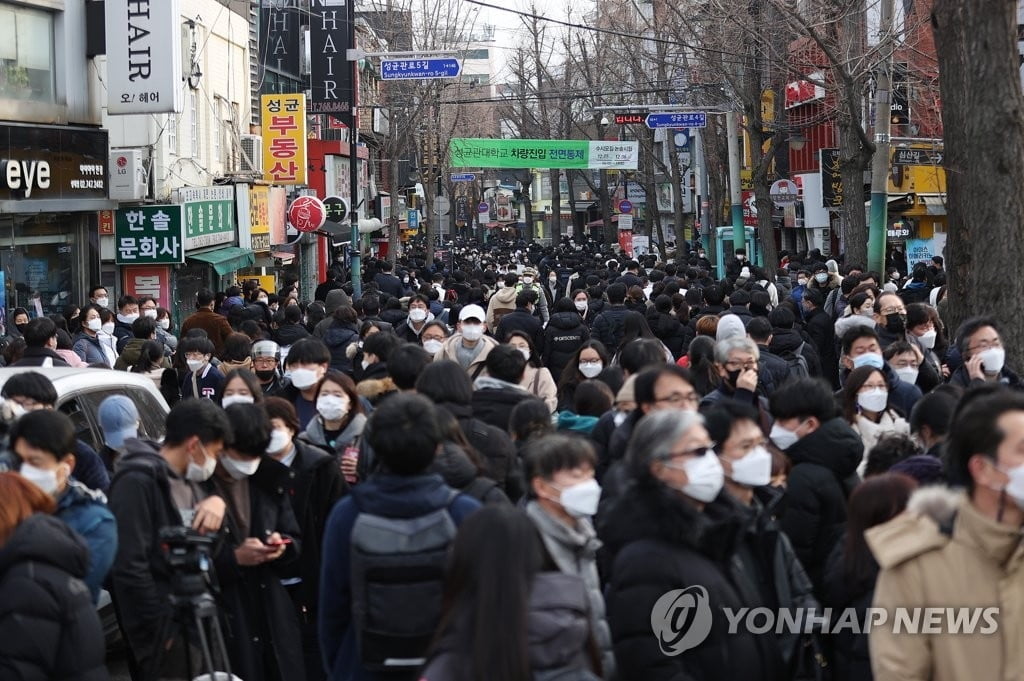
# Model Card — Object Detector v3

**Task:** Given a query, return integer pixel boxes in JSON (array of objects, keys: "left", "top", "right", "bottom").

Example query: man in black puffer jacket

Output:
[
  {"left": 0, "top": 511, "right": 108, "bottom": 681},
  {"left": 592, "top": 282, "right": 631, "bottom": 354},
  {"left": 646, "top": 295, "right": 690, "bottom": 360},
  {"left": 768, "top": 378, "right": 862, "bottom": 597},
  {"left": 543, "top": 298, "right": 591, "bottom": 380}
]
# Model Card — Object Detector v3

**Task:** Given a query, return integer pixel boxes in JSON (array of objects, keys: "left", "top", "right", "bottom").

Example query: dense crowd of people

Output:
[{"left": 0, "top": 234, "right": 1020, "bottom": 681}]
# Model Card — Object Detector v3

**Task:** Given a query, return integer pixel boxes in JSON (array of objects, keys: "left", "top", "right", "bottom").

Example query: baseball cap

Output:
[
  {"left": 459, "top": 304, "right": 486, "bottom": 322},
  {"left": 98, "top": 395, "right": 140, "bottom": 449}
]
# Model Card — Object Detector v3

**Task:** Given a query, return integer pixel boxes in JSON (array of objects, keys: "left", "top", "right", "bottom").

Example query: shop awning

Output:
[
  {"left": 586, "top": 215, "right": 620, "bottom": 228},
  {"left": 188, "top": 247, "right": 256, "bottom": 276},
  {"left": 921, "top": 195, "right": 947, "bottom": 215},
  {"left": 318, "top": 221, "right": 349, "bottom": 246}
]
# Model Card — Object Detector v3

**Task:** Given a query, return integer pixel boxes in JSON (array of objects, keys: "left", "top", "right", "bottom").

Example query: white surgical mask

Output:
[
  {"left": 143, "top": 309, "right": 158, "bottom": 319},
  {"left": 574, "top": 300, "right": 588, "bottom": 312},
  {"left": 101, "top": 322, "right": 115, "bottom": 335},
  {"left": 549, "top": 276, "right": 557, "bottom": 284},
  {"left": 852, "top": 352, "right": 885, "bottom": 370},
  {"left": 516, "top": 347, "right": 531, "bottom": 361},
  {"left": 728, "top": 446, "right": 773, "bottom": 487},
  {"left": 158, "top": 318, "right": 170, "bottom": 330},
  {"left": 19, "top": 462, "right": 59, "bottom": 495},
  {"left": 999, "top": 463, "right": 1024, "bottom": 510},
  {"left": 814, "top": 273, "right": 829, "bottom": 284},
  {"left": 979, "top": 347, "right": 1006, "bottom": 375},
  {"left": 221, "top": 394, "right": 255, "bottom": 408},
  {"left": 95, "top": 297, "right": 109, "bottom": 308},
  {"left": 423, "top": 339, "right": 444, "bottom": 354},
  {"left": 186, "top": 445, "right": 218, "bottom": 482},
  {"left": 317, "top": 394, "right": 349, "bottom": 421},
  {"left": 221, "top": 455, "right": 260, "bottom": 480},
  {"left": 186, "top": 358, "right": 205, "bottom": 373},
  {"left": 894, "top": 366, "right": 919, "bottom": 386},
  {"left": 857, "top": 306, "right": 875, "bottom": 318},
  {"left": 289, "top": 367, "right": 320, "bottom": 389},
  {"left": 118, "top": 313, "right": 140, "bottom": 325},
  {"left": 266, "top": 428, "right": 292, "bottom": 455},
  {"left": 916, "top": 329, "right": 937, "bottom": 350},
  {"left": 461, "top": 324, "right": 484, "bottom": 342},
  {"left": 257, "top": 297, "right": 269, "bottom": 304},
  {"left": 579, "top": 361, "right": 603, "bottom": 379},
  {"left": 554, "top": 478, "right": 602, "bottom": 518},
  {"left": 770, "top": 422, "right": 801, "bottom": 450},
  {"left": 85, "top": 318, "right": 102, "bottom": 332},
  {"left": 857, "top": 388, "right": 889, "bottom": 413},
  {"left": 666, "top": 450, "right": 724, "bottom": 503},
  {"left": 797, "top": 278, "right": 808, "bottom": 287},
  {"left": 409, "top": 308, "right": 428, "bottom": 322},
  {"left": 522, "top": 276, "right": 534, "bottom": 284},
  {"left": 361, "top": 358, "right": 371, "bottom": 371}
]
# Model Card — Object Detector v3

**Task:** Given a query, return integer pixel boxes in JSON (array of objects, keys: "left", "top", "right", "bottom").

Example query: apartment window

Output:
[
  {"left": 212, "top": 100, "right": 222, "bottom": 163},
  {"left": 190, "top": 93, "right": 199, "bottom": 158},
  {"left": 0, "top": 5, "right": 54, "bottom": 103},
  {"left": 464, "top": 49, "right": 489, "bottom": 60},
  {"left": 167, "top": 113, "right": 177, "bottom": 155}
]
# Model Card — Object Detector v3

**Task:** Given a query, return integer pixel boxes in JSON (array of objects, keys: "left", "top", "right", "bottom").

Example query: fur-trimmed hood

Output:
[{"left": 356, "top": 376, "right": 397, "bottom": 401}]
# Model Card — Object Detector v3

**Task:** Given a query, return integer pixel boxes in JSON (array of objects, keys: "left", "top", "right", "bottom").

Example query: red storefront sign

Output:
[{"left": 122, "top": 265, "right": 171, "bottom": 309}]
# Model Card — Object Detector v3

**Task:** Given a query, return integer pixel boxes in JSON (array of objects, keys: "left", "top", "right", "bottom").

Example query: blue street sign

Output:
[
  {"left": 380, "top": 58, "right": 462, "bottom": 80},
  {"left": 407, "top": 210, "right": 419, "bottom": 229},
  {"left": 618, "top": 200, "right": 633, "bottom": 214},
  {"left": 451, "top": 173, "right": 476, "bottom": 182},
  {"left": 477, "top": 202, "right": 489, "bottom": 213},
  {"left": 645, "top": 112, "right": 707, "bottom": 129}
]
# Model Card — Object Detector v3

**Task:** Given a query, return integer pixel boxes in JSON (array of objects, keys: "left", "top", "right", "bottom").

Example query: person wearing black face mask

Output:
[
  {"left": 872, "top": 293, "right": 908, "bottom": 350},
  {"left": 252, "top": 340, "right": 284, "bottom": 395},
  {"left": 701, "top": 337, "right": 775, "bottom": 428}
]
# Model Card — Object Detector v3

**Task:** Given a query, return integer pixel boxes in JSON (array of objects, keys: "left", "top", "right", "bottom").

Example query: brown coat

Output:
[
  {"left": 867, "top": 487, "right": 1024, "bottom": 681},
  {"left": 180, "top": 307, "right": 233, "bottom": 356}
]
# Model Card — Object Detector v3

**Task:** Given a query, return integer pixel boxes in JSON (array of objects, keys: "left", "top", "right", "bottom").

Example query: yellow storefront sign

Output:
[
  {"left": 261, "top": 94, "right": 307, "bottom": 185},
  {"left": 249, "top": 186, "right": 271, "bottom": 251}
]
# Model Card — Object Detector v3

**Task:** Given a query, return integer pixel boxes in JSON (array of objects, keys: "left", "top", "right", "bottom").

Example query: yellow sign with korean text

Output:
[{"left": 261, "top": 94, "right": 307, "bottom": 185}]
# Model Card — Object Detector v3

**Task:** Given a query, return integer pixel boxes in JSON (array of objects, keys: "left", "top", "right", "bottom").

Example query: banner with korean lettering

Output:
[
  {"left": 115, "top": 205, "right": 185, "bottom": 265},
  {"left": 250, "top": 186, "right": 271, "bottom": 251},
  {"left": 261, "top": 94, "right": 308, "bottom": 185},
  {"left": 819, "top": 148, "right": 844, "bottom": 208},
  {"left": 122, "top": 265, "right": 171, "bottom": 309},
  {"left": 449, "top": 139, "right": 639, "bottom": 170},
  {"left": 173, "top": 186, "right": 236, "bottom": 251}
]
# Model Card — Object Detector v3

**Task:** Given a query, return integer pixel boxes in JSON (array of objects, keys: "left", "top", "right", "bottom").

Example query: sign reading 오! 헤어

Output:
[{"left": 105, "top": 0, "right": 183, "bottom": 115}]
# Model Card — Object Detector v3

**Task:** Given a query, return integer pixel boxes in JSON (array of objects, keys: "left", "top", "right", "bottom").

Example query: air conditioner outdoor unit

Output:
[{"left": 240, "top": 135, "right": 263, "bottom": 173}]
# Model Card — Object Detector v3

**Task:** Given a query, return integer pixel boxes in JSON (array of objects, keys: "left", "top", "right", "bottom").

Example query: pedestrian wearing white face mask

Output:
[
  {"left": 768, "top": 378, "right": 863, "bottom": 597},
  {"left": 949, "top": 316, "right": 1023, "bottom": 389},
  {"left": 524, "top": 435, "right": 616, "bottom": 680},
  {"left": 210, "top": 403, "right": 306, "bottom": 681},
  {"left": 840, "top": 366, "right": 910, "bottom": 477},
  {"left": 179, "top": 336, "right": 225, "bottom": 401},
  {"left": 299, "top": 370, "right": 367, "bottom": 474},
  {"left": 433, "top": 304, "right": 497, "bottom": 380},
  {"left": 903, "top": 303, "right": 945, "bottom": 391},
  {"left": 704, "top": 403, "right": 820, "bottom": 671},
  {"left": 867, "top": 390, "right": 1024, "bottom": 681},
  {"left": 599, "top": 409, "right": 780, "bottom": 680}
]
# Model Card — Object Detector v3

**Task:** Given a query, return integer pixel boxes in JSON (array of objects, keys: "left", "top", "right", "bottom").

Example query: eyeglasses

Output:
[
  {"left": 579, "top": 359, "right": 602, "bottom": 366},
  {"left": 654, "top": 391, "right": 700, "bottom": 407},
  {"left": 880, "top": 306, "right": 906, "bottom": 316},
  {"left": 665, "top": 445, "right": 715, "bottom": 460},
  {"left": 969, "top": 338, "right": 1002, "bottom": 353},
  {"left": 725, "top": 360, "right": 758, "bottom": 371}
]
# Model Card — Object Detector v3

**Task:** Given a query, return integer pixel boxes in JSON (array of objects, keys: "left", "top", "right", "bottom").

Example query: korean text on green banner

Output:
[
  {"left": 173, "top": 185, "right": 236, "bottom": 251},
  {"left": 115, "top": 205, "right": 186, "bottom": 265},
  {"left": 449, "top": 139, "right": 639, "bottom": 170}
]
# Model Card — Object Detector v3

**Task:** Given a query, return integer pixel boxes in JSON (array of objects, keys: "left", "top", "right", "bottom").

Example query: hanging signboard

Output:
[
  {"left": 819, "top": 148, "right": 844, "bottom": 208},
  {"left": 173, "top": 186, "right": 236, "bottom": 251},
  {"left": 115, "top": 205, "right": 185, "bottom": 264},
  {"left": 308, "top": 0, "right": 354, "bottom": 115},
  {"left": 449, "top": 139, "right": 638, "bottom": 170},
  {"left": 105, "top": 0, "right": 183, "bottom": 114},
  {"left": 261, "top": 94, "right": 308, "bottom": 185}
]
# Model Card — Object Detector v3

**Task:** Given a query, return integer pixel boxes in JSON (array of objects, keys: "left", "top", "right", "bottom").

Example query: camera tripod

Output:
[{"left": 146, "top": 571, "right": 234, "bottom": 681}]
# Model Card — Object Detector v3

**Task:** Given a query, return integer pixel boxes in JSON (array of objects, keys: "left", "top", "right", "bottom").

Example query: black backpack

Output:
[
  {"left": 349, "top": 490, "right": 459, "bottom": 671},
  {"left": 783, "top": 342, "right": 811, "bottom": 381}
]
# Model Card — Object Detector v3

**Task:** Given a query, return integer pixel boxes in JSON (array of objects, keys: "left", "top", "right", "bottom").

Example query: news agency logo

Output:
[{"left": 650, "top": 586, "right": 1000, "bottom": 656}]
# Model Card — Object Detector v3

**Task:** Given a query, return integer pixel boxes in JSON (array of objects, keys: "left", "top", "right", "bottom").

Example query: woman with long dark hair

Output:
[
  {"left": 420, "top": 506, "right": 600, "bottom": 681},
  {"left": 839, "top": 366, "right": 910, "bottom": 474},
  {"left": 556, "top": 340, "right": 610, "bottom": 412},
  {"left": 823, "top": 473, "right": 916, "bottom": 681},
  {"left": 506, "top": 330, "right": 557, "bottom": 411}
]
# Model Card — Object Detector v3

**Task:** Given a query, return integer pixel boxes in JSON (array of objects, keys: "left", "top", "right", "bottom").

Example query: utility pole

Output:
[
  {"left": 346, "top": 0, "right": 361, "bottom": 297},
  {"left": 727, "top": 111, "right": 745, "bottom": 256},
  {"left": 867, "top": 0, "right": 895, "bottom": 274}
]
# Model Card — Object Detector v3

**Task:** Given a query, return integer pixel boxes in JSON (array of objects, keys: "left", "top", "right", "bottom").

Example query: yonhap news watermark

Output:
[{"left": 651, "top": 587, "right": 1000, "bottom": 657}]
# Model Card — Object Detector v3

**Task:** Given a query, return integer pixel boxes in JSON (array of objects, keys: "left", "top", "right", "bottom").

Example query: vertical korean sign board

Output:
[
  {"left": 309, "top": 0, "right": 354, "bottom": 116},
  {"left": 261, "top": 94, "right": 308, "bottom": 185},
  {"left": 105, "top": 0, "right": 183, "bottom": 114},
  {"left": 172, "top": 186, "right": 236, "bottom": 251}
]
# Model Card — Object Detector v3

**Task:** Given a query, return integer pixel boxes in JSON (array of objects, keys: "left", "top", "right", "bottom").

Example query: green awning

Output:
[{"left": 188, "top": 247, "right": 255, "bottom": 276}]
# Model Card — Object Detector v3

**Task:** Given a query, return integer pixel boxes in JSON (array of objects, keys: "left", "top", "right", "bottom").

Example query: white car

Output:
[{"left": 0, "top": 367, "right": 170, "bottom": 452}]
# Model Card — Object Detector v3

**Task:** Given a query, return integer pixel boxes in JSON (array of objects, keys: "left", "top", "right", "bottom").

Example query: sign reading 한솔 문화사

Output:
[{"left": 115, "top": 205, "right": 186, "bottom": 265}]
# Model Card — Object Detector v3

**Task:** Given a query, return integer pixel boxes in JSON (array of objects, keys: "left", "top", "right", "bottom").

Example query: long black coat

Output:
[
  {"left": 495, "top": 307, "right": 545, "bottom": 351},
  {"left": 0, "top": 514, "right": 108, "bottom": 681},
  {"left": 647, "top": 310, "right": 692, "bottom": 360},
  {"left": 778, "top": 418, "right": 862, "bottom": 596},
  {"left": 209, "top": 458, "right": 306, "bottom": 681},
  {"left": 598, "top": 481, "right": 781, "bottom": 681}
]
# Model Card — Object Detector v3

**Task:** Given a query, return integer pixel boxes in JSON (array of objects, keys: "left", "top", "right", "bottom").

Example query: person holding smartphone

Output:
[{"left": 209, "top": 403, "right": 305, "bottom": 681}]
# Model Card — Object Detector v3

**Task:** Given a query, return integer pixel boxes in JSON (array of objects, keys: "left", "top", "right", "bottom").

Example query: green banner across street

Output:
[{"left": 449, "top": 138, "right": 639, "bottom": 170}]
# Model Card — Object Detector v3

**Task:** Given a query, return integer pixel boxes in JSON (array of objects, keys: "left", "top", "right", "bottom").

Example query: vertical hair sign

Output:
[
  {"left": 106, "top": 0, "right": 183, "bottom": 114},
  {"left": 308, "top": 0, "right": 354, "bottom": 115}
]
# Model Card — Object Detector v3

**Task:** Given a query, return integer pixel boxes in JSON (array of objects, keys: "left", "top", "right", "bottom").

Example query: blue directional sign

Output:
[
  {"left": 645, "top": 112, "right": 707, "bottom": 129},
  {"left": 450, "top": 173, "right": 476, "bottom": 182},
  {"left": 380, "top": 58, "right": 462, "bottom": 80}
]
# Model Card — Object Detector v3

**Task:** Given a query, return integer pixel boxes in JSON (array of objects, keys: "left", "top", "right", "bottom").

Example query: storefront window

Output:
[
  {"left": 0, "top": 6, "right": 54, "bottom": 103},
  {"left": 0, "top": 216, "right": 77, "bottom": 319}
]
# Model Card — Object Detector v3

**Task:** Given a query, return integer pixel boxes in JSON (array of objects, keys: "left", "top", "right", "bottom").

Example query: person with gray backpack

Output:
[{"left": 318, "top": 393, "right": 482, "bottom": 680}]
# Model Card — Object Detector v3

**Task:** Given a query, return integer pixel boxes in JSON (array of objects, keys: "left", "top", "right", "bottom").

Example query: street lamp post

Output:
[{"left": 597, "top": 116, "right": 613, "bottom": 245}]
